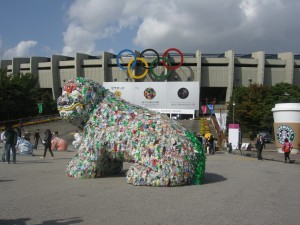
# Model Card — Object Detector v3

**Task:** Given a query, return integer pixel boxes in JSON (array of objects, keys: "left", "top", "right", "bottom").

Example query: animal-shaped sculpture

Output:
[{"left": 57, "top": 77, "right": 205, "bottom": 186}]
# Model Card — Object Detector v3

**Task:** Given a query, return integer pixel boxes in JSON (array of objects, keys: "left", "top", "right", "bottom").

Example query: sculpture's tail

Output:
[{"left": 185, "top": 131, "right": 206, "bottom": 185}]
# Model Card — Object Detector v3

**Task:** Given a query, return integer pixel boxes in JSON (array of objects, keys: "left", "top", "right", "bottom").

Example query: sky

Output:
[{"left": 0, "top": 0, "right": 300, "bottom": 60}]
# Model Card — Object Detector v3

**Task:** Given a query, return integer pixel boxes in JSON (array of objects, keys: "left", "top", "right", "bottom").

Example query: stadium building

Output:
[{"left": 1, "top": 49, "right": 300, "bottom": 118}]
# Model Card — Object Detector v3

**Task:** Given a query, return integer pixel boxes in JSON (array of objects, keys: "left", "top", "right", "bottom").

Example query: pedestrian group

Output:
[{"left": 1, "top": 123, "right": 55, "bottom": 164}]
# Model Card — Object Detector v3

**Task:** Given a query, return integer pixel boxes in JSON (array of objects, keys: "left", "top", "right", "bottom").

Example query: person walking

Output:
[
  {"left": 33, "top": 129, "right": 41, "bottom": 150},
  {"left": 4, "top": 124, "right": 18, "bottom": 164},
  {"left": 256, "top": 135, "right": 265, "bottom": 160},
  {"left": 1, "top": 129, "right": 6, "bottom": 162},
  {"left": 208, "top": 135, "right": 215, "bottom": 154},
  {"left": 282, "top": 138, "right": 292, "bottom": 163},
  {"left": 201, "top": 134, "right": 206, "bottom": 153},
  {"left": 41, "top": 129, "right": 54, "bottom": 159},
  {"left": 16, "top": 120, "right": 24, "bottom": 138}
]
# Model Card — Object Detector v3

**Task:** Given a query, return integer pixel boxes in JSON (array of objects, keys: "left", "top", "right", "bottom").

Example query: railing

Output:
[
  {"left": 0, "top": 114, "right": 61, "bottom": 129},
  {"left": 209, "top": 115, "right": 225, "bottom": 148}
]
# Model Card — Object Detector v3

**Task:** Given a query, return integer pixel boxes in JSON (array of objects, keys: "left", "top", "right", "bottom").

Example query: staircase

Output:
[{"left": 177, "top": 117, "right": 224, "bottom": 149}]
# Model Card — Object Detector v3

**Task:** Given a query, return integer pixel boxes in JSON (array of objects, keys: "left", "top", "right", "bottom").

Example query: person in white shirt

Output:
[{"left": 1, "top": 129, "right": 7, "bottom": 162}]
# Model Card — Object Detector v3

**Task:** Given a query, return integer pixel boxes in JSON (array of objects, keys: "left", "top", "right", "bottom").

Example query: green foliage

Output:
[
  {"left": 0, "top": 69, "right": 58, "bottom": 121},
  {"left": 227, "top": 82, "right": 300, "bottom": 134},
  {"left": 37, "top": 89, "right": 59, "bottom": 115}
]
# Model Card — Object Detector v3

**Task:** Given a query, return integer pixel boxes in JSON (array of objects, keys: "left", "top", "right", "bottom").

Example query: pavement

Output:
[{"left": 1, "top": 120, "right": 300, "bottom": 225}]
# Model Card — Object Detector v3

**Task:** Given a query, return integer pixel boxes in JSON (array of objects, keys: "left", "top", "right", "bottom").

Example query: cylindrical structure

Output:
[{"left": 271, "top": 103, "right": 300, "bottom": 154}]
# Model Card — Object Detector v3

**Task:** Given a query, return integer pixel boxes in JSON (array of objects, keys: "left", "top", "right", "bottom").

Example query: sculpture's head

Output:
[{"left": 57, "top": 77, "right": 107, "bottom": 128}]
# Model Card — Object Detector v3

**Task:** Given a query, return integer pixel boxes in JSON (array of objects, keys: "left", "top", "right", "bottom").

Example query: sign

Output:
[
  {"left": 103, "top": 82, "right": 199, "bottom": 111},
  {"left": 228, "top": 123, "right": 240, "bottom": 150},
  {"left": 37, "top": 102, "right": 43, "bottom": 114}
]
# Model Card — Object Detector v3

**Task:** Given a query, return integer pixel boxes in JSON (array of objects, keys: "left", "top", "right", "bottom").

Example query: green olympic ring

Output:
[{"left": 150, "top": 57, "right": 172, "bottom": 80}]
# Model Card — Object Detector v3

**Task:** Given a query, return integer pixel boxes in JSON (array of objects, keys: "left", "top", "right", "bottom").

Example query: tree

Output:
[
  {"left": 0, "top": 69, "right": 58, "bottom": 120},
  {"left": 230, "top": 84, "right": 268, "bottom": 132},
  {"left": 227, "top": 82, "right": 300, "bottom": 135},
  {"left": 262, "top": 83, "right": 300, "bottom": 132}
]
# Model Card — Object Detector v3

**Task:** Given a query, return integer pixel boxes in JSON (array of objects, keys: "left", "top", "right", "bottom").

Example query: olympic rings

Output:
[
  {"left": 116, "top": 48, "right": 183, "bottom": 79},
  {"left": 127, "top": 57, "right": 149, "bottom": 79},
  {"left": 116, "top": 49, "right": 137, "bottom": 70}
]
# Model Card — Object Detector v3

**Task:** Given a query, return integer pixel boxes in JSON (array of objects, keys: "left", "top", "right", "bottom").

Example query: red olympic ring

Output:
[{"left": 162, "top": 48, "right": 184, "bottom": 70}]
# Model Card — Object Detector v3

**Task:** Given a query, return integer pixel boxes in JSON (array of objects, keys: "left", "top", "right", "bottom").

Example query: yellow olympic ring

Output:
[{"left": 127, "top": 57, "right": 149, "bottom": 79}]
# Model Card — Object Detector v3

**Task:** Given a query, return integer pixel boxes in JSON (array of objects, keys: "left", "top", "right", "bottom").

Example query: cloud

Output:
[
  {"left": 62, "top": 0, "right": 127, "bottom": 55},
  {"left": 62, "top": 23, "right": 97, "bottom": 56},
  {"left": 62, "top": 0, "right": 300, "bottom": 55},
  {"left": 2, "top": 40, "right": 37, "bottom": 59}
]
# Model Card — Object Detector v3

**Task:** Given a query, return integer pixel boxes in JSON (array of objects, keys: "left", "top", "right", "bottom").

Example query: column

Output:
[
  {"left": 252, "top": 51, "right": 265, "bottom": 85},
  {"left": 224, "top": 50, "right": 234, "bottom": 103},
  {"left": 278, "top": 52, "right": 294, "bottom": 84}
]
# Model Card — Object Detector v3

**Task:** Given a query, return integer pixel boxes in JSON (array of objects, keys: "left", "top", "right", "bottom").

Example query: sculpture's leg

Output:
[
  {"left": 66, "top": 154, "right": 97, "bottom": 178},
  {"left": 126, "top": 163, "right": 189, "bottom": 186}
]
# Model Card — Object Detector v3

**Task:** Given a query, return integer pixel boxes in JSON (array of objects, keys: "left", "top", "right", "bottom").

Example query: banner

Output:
[
  {"left": 103, "top": 82, "right": 199, "bottom": 111},
  {"left": 201, "top": 105, "right": 207, "bottom": 115},
  {"left": 215, "top": 112, "right": 227, "bottom": 132},
  {"left": 207, "top": 104, "right": 215, "bottom": 114},
  {"left": 37, "top": 103, "right": 43, "bottom": 114}
]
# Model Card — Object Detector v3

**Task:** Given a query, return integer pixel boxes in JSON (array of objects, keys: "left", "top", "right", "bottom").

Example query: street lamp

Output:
[{"left": 233, "top": 102, "right": 235, "bottom": 124}]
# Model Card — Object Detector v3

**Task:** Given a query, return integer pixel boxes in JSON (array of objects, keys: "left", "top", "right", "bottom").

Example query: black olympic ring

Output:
[{"left": 137, "top": 49, "right": 160, "bottom": 69}]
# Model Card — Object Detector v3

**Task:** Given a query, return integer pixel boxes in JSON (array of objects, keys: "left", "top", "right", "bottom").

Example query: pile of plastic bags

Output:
[
  {"left": 72, "top": 132, "right": 82, "bottom": 149},
  {"left": 16, "top": 137, "right": 33, "bottom": 155},
  {"left": 51, "top": 137, "right": 68, "bottom": 151}
]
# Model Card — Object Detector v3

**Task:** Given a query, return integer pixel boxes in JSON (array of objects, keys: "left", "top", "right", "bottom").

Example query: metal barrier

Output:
[{"left": 0, "top": 114, "right": 61, "bottom": 129}]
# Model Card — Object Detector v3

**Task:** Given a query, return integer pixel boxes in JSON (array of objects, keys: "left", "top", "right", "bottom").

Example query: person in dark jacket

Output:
[
  {"left": 4, "top": 124, "right": 18, "bottom": 164},
  {"left": 41, "top": 129, "right": 54, "bottom": 159},
  {"left": 255, "top": 135, "right": 265, "bottom": 160},
  {"left": 16, "top": 120, "right": 24, "bottom": 138},
  {"left": 208, "top": 135, "right": 215, "bottom": 154},
  {"left": 33, "top": 129, "right": 41, "bottom": 150}
]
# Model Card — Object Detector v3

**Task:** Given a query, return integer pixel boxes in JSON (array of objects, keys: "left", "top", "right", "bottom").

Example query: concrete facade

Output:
[{"left": 1, "top": 50, "right": 300, "bottom": 112}]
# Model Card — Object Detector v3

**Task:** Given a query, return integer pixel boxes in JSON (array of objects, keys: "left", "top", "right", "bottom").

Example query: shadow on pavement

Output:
[
  {"left": 0, "top": 179, "right": 15, "bottom": 182},
  {"left": 0, "top": 218, "right": 31, "bottom": 225},
  {"left": 0, "top": 217, "right": 83, "bottom": 225},
  {"left": 203, "top": 172, "right": 227, "bottom": 185},
  {"left": 263, "top": 158, "right": 296, "bottom": 164},
  {"left": 37, "top": 217, "right": 83, "bottom": 225},
  {"left": 11, "top": 161, "right": 53, "bottom": 164}
]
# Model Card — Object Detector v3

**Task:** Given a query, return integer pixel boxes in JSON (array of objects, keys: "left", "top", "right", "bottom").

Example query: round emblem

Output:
[
  {"left": 276, "top": 125, "right": 295, "bottom": 144},
  {"left": 177, "top": 88, "right": 189, "bottom": 99},
  {"left": 144, "top": 88, "right": 156, "bottom": 100},
  {"left": 114, "top": 90, "right": 122, "bottom": 97}
]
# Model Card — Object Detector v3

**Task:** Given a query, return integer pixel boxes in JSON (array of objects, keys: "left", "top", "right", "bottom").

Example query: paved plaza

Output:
[{"left": 1, "top": 120, "right": 300, "bottom": 225}]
